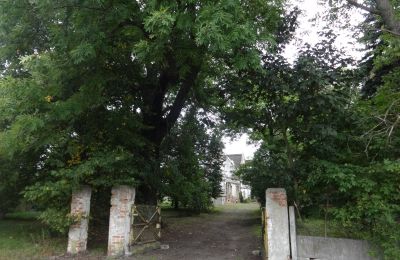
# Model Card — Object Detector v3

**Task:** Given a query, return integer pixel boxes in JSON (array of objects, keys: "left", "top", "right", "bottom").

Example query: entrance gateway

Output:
[
  {"left": 66, "top": 185, "right": 161, "bottom": 256},
  {"left": 66, "top": 185, "right": 378, "bottom": 258}
]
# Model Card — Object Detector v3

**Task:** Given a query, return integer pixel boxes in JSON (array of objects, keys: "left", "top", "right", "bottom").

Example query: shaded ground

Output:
[
  {"left": 0, "top": 203, "right": 362, "bottom": 260},
  {"left": 134, "top": 203, "right": 262, "bottom": 260},
  {"left": 0, "top": 203, "right": 262, "bottom": 260}
]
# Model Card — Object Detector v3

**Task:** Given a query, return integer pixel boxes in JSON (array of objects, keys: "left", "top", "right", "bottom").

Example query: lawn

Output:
[
  {"left": 296, "top": 218, "right": 363, "bottom": 239},
  {"left": 0, "top": 219, "right": 65, "bottom": 260},
  {"left": 0, "top": 211, "right": 109, "bottom": 260}
]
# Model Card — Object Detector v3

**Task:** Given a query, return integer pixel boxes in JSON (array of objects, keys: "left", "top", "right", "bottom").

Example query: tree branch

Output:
[
  {"left": 348, "top": 0, "right": 400, "bottom": 36},
  {"left": 375, "top": 0, "right": 400, "bottom": 35},
  {"left": 382, "top": 27, "right": 400, "bottom": 37},
  {"left": 164, "top": 64, "right": 202, "bottom": 133},
  {"left": 347, "top": 0, "right": 380, "bottom": 15}
]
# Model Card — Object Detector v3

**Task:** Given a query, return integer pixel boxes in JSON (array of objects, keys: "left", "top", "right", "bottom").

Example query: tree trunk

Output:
[
  {"left": 348, "top": 0, "right": 400, "bottom": 36},
  {"left": 376, "top": 0, "right": 400, "bottom": 35},
  {"left": 173, "top": 199, "right": 179, "bottom": 210},
  {"left": 282, "top": 127, "right": 299, "bottom": 206}
]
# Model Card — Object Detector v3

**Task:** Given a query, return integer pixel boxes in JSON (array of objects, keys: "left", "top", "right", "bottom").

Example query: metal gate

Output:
[{"left": 130, "top": 204, "right": 161, "bottom": 246}]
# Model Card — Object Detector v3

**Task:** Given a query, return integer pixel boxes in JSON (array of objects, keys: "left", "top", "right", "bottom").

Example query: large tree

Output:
[
  {"left": 231, "top": 5, "right": 400, "bottom": 256},
  {"left": 0, "top": 0, "right": 283, "bottom": 224},
  {"left": 160, "top": 107, "right": 224, "bottom": 212}
]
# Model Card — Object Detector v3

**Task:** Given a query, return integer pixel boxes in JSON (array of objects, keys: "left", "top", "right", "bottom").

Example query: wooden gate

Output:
[{"left": 130, "top": 204, "right": 161, "bottom": 246}]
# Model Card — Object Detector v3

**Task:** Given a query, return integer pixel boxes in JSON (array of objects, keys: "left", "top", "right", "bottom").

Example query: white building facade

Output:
[{"left": 213, "top": 154, "right": 251, "bottom": 205}]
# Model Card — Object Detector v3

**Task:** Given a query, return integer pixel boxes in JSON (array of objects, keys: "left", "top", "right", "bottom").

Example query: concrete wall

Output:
[
  {"left": 107, "top": 185, "right": 135, "bottom": 257},
  {"left": 262, "top": 188, "right": 380, "bottom": 260},
  {"left": 297, "top": 235, "right": 379, "bottom": 260},
  {"left": 265, "top": 188, "right": 290, "bottom": 260},
  {"left": 288, "top": 206, "right": 298, "bottom": 260},
  {"left": 67, "top": 186, "right": 92, "bottom": 254}
]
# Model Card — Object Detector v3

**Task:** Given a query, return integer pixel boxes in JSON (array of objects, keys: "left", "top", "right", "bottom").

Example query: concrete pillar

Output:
[
  {"left": 67, "top": 186, "right": 92, "bottom": 254},
  {"left": 265, "top": 188, "right": 290, "bottom": 260},
  {"left": 289, "top": 206, "right": 298, "bottom": 260},
  {"left": 107, "top": 185, "right": 135, "bottom": 257}
]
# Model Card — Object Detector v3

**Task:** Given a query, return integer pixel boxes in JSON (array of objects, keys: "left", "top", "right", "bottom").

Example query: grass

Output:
[
  {"left": 251, "top": 223, "right": 263, "bottom": 239},
  {"left": 4, "top": 211, "right": 40, "bottom": 220},
  {"left": 0, "top": 219, "right": 65, "bottom": 260},
  {"left": 247, "top": 204, "right": 263, "bottom": 239},
  {"left": 296, "top": 218, "right": 363, "bottom": 239},
  {"left": 0, "top": 211, "right": 108, "bottom": 260},
  {"left": 0, "top": 210, "right": 65, "bottom": 259}
]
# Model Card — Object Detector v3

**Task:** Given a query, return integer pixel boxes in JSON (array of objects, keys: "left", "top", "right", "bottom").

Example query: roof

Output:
[{"left": 226, "top": 154, "right": 244, "bottom": 169}]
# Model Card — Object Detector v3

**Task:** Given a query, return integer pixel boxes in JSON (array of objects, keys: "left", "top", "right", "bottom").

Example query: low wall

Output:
[
  {"left": 263, "top": 188, "right": 381, "bottom": 260},
  {"left": 297, "top": 235, "right": 379, "bottom": 260}
]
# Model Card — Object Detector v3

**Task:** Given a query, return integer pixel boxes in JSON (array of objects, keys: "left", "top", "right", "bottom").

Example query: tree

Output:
[
  {"left": 0, "top": 0, "right": 284, "bottom": 221},
  {"left": 340, "top": 0, "right": 400, "bottom": 144},
  {"left": 160, "top": 107, "right": 224, "bottom": 212},
  {"left": 230, "top": 15, "right": 400, "bottom": 256},
  {"left": 347, "top": 0, "right": 400, "bottom": 36},
  {"left": 225, "top": 27, "right": 357, "bottom": 202},
  {"left": 201, "top": 133, "right": 224, "bottom": 199}
]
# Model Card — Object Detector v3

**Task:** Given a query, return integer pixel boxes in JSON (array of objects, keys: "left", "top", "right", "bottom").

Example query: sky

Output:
[
  {"left": 283, "top": 0, "right": 365, "bottom": 63},
  {"left": 223, "top": 134, "right": 259, "bottom": 159},
  {"left": 223, "top": 0, "right": 365, "bottom": 159}
]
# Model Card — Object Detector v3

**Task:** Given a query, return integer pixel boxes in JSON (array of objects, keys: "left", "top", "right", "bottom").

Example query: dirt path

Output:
[{"left": 134, "top": 203, "right": 262, "bottom": 260}]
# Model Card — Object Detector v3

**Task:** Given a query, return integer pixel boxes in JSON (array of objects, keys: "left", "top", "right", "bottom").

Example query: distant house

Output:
[{"left": 213, "top": 154, "right": 251, "bottom": 205}]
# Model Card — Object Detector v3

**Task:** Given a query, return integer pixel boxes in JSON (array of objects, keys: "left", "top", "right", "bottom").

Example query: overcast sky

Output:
[{"left": 223, "top": 0, "right": 365, "bottom": 159}]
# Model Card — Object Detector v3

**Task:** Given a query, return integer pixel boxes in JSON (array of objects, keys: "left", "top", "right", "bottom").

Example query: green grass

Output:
[
  {"left": 0, "top": 217, "right": 107, "bottom": 260},
  {"left": 251, "top": 223, "right": 263, "bottom": 239},
  {"left": 0, "top": 210, "right": 66, "bottom": 259},
  {"left": 296, "top": 218, "right": 363, "bottom": 239},
  {"left": 248, "top": 204, "right": 263, "bottom": 239},
  {"left": 4, "top": 211, "right": 40, "bottom": 220},
  {"left": 0, "top": 220, "right": 65, "bottom": 260}
]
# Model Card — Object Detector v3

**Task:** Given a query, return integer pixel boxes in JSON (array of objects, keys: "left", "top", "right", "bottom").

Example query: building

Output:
[{"left": 213, "top": 154, "right": 251, "bottom": 205}]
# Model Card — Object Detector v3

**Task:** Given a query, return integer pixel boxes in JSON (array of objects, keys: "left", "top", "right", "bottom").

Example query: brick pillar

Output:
[
  {"left": 67, "top": 186, "right": 92, "bottom": 254},
  {"left": 107, "top": 185, "right": 135, "bottom": 256},
  {"left": 265, "top": 188, "right": 290, "bottom": 260}
]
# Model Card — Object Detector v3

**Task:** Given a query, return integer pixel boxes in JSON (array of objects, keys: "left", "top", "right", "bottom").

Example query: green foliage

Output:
[
  {"left": 160, "top": 107, "right": 224, "bottom": 212},
  {"left": 199, "top": 130, "right": 225, "bottom": 199},
  {"left": 0, "top": 166, "right": 19, "bottom": 217},
  {"left": 4, "top": 211, "right": 40, "bottom": 221},
  {"left": 37, "top": 208, "right": 72, "bottom": 234},
  {"left": 296, "top": 218, "right": 361, "bottom": 239},
  {"left": 230, "top": 24, "right": 400, "bottom": 258},
  {"left": 0, "top": 0, "right": 283, "bottom": 229},
  {"left": 331, "top": 160, "right": 400, "bottom": 258}
]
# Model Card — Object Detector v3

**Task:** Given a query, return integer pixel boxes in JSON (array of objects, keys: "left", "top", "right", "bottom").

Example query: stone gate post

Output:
[
  {"left": 107, "top": 185, "right": 136, "bottom": 256},
  {"left": 265, "top": 188, "right": 290, "bottom": 260},
  {"left": 67, "top": 185, "right": 92, "bottom": 254}
]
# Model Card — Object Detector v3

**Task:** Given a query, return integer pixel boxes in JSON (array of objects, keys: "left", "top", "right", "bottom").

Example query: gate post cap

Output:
[{"left": 266, "top": 188, "right": 286, "bottom": 193}]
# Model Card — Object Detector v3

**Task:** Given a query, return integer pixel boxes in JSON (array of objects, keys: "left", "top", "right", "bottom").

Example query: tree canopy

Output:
[
  {"left": 0, "top": 0, "right": 283, "bottom": 226},
  {"left": 232, "top": 1, "right": 400, "bottom": 257},
  {"left": 0, "top": 0, "right": 399, "bottom": 258}
]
